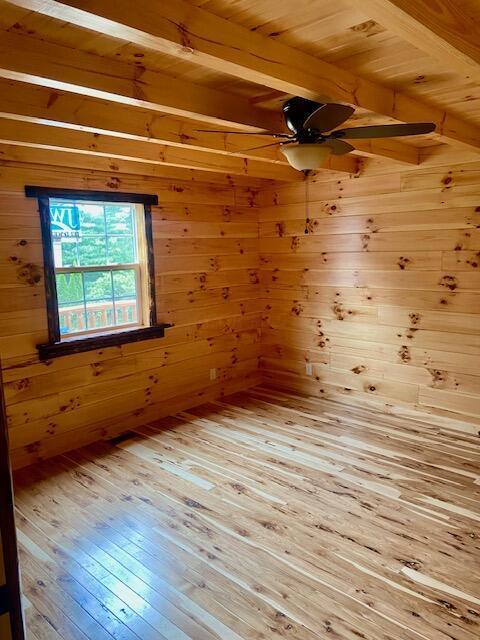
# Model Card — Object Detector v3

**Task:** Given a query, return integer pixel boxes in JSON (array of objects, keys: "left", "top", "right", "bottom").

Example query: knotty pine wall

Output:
[
  {"left": 0, "top": 162, "right": 263, "bottom": 468},
  {"left": 259, "top": 158, "right": 480, "bottom": 428},
  {"left": 2, "top": 152, "right": 480, "bottom": 470}
]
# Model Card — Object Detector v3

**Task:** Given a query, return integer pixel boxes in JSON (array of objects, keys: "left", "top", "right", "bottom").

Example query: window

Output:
[
  {"left": 26, "top": 187, "right": 169, "bottom": 359},
  {"left": 51, "top": 199, "right": 146, "bottom": 337}
]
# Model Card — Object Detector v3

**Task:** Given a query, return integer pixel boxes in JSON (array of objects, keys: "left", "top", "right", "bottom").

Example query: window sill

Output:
[{"left": 37, "top": 324, "right": 172, "bottom": 360}]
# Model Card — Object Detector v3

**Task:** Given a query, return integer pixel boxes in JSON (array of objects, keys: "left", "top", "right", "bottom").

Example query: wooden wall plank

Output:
[
  {"left": 259, "top": 160, "right": 480, "bottom": 423},
  {"left": 263, "top": 285, "right": 480, "bottom": 314}
]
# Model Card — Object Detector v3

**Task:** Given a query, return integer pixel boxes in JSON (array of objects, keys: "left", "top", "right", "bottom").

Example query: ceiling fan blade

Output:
[
  {"left": 195, "top": 129, "right": 291, "bottom": 137},
  {"left": 324, "top": 139, "right": 355, "bottom": 155},
  {"left": 332, "top": 122, "right": 436, "bottom": 139},
  {"left": 303, "top": 103, "right": 355, "bottom": 132}
]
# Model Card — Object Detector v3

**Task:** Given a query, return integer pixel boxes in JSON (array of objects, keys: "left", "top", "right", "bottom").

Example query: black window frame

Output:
[{"left": 26, "top": 186, "right": 170, "bottom": 360}]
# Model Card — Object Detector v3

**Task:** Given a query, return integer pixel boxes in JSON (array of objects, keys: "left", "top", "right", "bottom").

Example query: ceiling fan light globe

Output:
[{"left": 281, "top": 143, "right": 331, "bottom": 171}]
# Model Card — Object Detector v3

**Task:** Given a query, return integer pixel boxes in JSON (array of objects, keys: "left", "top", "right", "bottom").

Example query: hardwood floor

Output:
[{"left": 13, "top": 386, "right": 480, "bottom": 640}]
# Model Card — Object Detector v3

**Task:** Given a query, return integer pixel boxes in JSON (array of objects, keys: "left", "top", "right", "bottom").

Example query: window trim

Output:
[{"left": 26, "top": 186, "right": 170, "bottom": 360}]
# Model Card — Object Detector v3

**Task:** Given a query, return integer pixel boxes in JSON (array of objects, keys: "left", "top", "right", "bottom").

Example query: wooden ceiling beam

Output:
[
  {"left": 0, "top": 79, "right": 286, "bottom": 164},
  {"left": 7, "top": 0, "right": 480, "bottom": 152},
  {"left": 0, "top": 143, "right": 271, "bottom": 186},
  {"left": 0, "top": 143, "right": 360, "bottom": 185},
  {"left": 249, "top": 90, "right": 288, "bottom": 106},
  {"left": 358, "top": 0, "right": 480, "bottom": 82},
  {"left": 0, "top": 31, "right": 282, "bottom": 133},
  {"left": 0, "top": 118, "right": 303, "bottom": 181},
  {"left": 352, "top": 139, "right": 419, "bottom": 165},
  {"left": 0, "top": 118, "right": 359, "bottom": 178}
]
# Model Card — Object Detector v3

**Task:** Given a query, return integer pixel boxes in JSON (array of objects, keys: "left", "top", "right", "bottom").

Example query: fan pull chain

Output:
[{"left": 304, "top": 174, "right": 310, "bottom": 235}]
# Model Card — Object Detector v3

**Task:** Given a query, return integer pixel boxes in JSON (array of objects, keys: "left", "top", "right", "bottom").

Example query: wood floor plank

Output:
[
  {"left": 15, "top": 477, "right": 214, "bottom": 640},
  {"left": 60, "top": 448, "right": 401, "bottom": 640},
  {"left": 14, "top": 386, "right": 480, "bottom": 640},
  {"left": 16, "top": 513, "right": 150, "bottom": 640}
]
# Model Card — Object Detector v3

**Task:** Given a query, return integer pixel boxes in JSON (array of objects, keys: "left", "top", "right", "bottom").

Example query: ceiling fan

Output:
[{"left": 198, "top": 97, "right": 436, "bottom": 172}]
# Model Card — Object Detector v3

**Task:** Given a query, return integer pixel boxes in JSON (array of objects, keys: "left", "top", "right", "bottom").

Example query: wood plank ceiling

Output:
[{"left": 0, "top": 0, "right": 479, "bottom": 181}]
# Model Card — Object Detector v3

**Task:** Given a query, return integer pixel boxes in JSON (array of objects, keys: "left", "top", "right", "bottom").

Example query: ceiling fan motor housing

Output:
[{"left": 282, "top": 97, "right": 324, "bottom": 135}]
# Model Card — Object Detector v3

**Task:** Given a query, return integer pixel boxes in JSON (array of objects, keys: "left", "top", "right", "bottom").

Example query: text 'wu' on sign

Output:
[{"left": 50, "top": 201, "right": 80, "bottom": 238}]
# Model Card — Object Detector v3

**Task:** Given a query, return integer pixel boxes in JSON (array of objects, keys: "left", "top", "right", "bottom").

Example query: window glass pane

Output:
[
  {"left": 56, "top": 272, "right": 86, "bottom": 335},
  {"left": 113, "top": 269, "right": 139, "bottom": 325},
  {"left": 83, "top": 270, "right": 113, "bottom": 303},
  {"left": 84, "top": 270, "right": 114, "bottom": 332},
  {"left": 50, "top": 200, "right": 80, "bottom": 235},
  {"left": 59, "top": 238, "right": 79, "bottom": 268},
  {"left": 50, "top": 199, "right": 81, "bottom": 269},
  {"left": 56, "top": 272, "right": 84, "bottom": 306},
  {"left": 77, "top": 235, "right": 107, "bottom": 266},
  {"left": 107, "top": 236, "right": 135, "bottom": 265},
  {"left": 112, "top": 269, "right": 136, "bottom": 299},
  {"left": 78, "top": 203, "right": 105, "bottom": 235},
  {"left": 105, "top": 205, "right": 134, "bottom": 235},
  {"left": 85, "top": 300, "right": 115, "bottom": 331}
]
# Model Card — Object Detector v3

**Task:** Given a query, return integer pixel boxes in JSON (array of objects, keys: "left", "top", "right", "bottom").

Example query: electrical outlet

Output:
[
  {"left": 209, "top": 368, "right": 217, "bottom": 381},
  {"left": 305, "top": 362, "right": 313, "bottom": 376}
]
